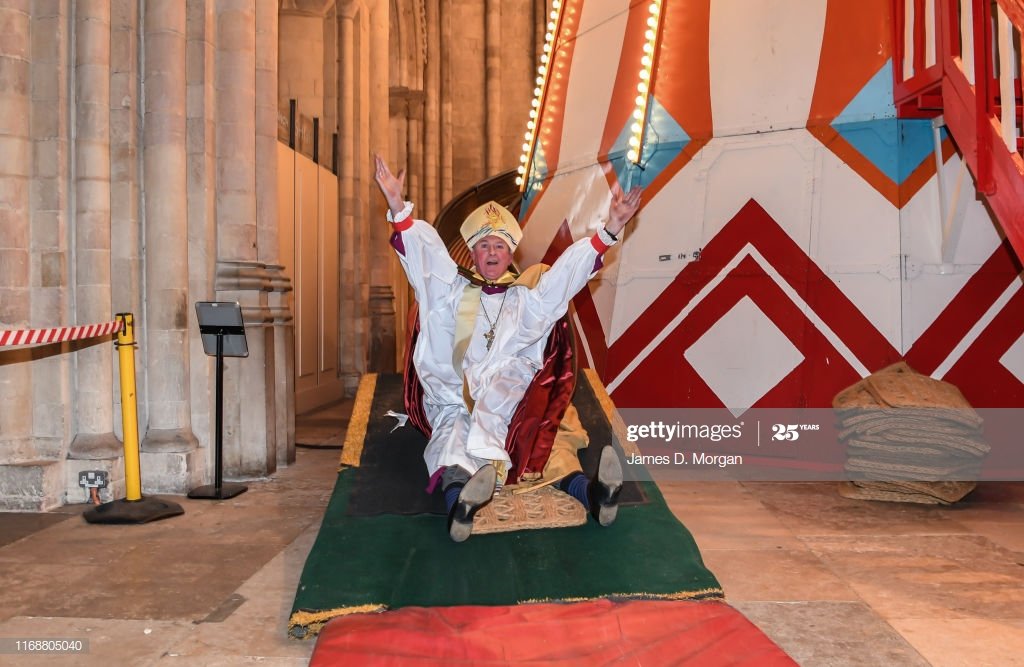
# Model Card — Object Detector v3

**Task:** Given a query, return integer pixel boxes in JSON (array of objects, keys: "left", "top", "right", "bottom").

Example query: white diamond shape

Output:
[
  {"left": 999, "top": 332, "right": 1024, "bottom": 384},
  {"left": 684, "top": 296, "right": 804, "bottom": 416}
]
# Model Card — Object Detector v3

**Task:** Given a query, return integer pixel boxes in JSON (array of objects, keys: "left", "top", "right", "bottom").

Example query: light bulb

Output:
[{"left": 627, "top": 149, "right": 638, "bottom": 162}]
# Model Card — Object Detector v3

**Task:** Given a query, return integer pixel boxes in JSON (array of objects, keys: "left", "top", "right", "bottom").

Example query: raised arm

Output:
[
  {"left": 516, "top": 183, "right": 642, "bottom": 343},
  {"left": 605, "top": 181, "right": 643, "bottom": 238},
  {"left": 372, "top": 153, "right": 459, "bottom": 303},
  {"left": 374, "top": 153, "right": 407, "bottom": 219}
]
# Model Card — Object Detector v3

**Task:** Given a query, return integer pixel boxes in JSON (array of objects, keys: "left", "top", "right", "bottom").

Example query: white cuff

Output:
[
  {"left": 387, "top": 201, "right": 414, "bottom": 223},
  {"left": 597, "top": 226, "right": 619, "bottom": 246}
]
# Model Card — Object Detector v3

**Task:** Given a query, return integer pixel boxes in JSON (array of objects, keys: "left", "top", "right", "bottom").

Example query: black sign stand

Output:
[{"left": 189, "top": 302, "right": 249, "bottom": 500}]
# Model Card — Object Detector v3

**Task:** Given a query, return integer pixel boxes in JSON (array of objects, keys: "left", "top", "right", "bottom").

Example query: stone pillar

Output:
[
  {"left": 256, "top": 0, "right": 294, "bottom": 466},
  {"left": 269, "top": 269, "right": 295, "bottom": 467},
  {"left": 366, "top": 0, "right": 395, "bottom": 372},
  {"left": 337, "top": 3, "right": 370, "bottom": 392},
  {"left": 0, "top": 0, "right": 35, "bottom": 470},
  {"left": 30, "top": 0, "right": 72, "bottom": 472},
  {"left": 139, "top": 0, "right": 200, "bottom": 491},
  {"left": 110, "top": 0, "right": 143, "bottom": 322},
  {"left": 485, "top": 0, "right": 502, "bottom": 175},
  {"left": 256, "top": 0, "right": 279, "bottom": 265},
  {"left": 216, "top": 0, "right": 257, "bottom": 263},
  {"left": 278, "top": 2, "right": 327, "bottom": 124},
  {"left": 186, "top": 0, "right": 217, "bottom": 464},
  {"left": 214, "top": 261, "right": 277, "bottom": 477},
  {"left": 322, "top": 4, "right": 339, "bottom": 163},
  {"left": 439, "top": 0, "right": 452, "bottom": 204},
  {"left": 69, "top": 0, "right": 119, "bottom": 461},
  {"left": 424, "top": 0, "right": 440, "bottom": 220},
  {"left": 213, "top": 1, "right": 278, "bottom": 477}
]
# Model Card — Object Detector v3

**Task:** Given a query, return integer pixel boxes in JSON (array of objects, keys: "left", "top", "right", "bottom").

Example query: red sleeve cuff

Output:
[
  {"left": 392, "top": 218, "right": 414, "bottom": 232},
  {"left": 590, "top": 234, "right": 611, "bottom": 254}
]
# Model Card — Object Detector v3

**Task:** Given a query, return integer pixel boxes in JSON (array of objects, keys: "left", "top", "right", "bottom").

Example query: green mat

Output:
[
  {"left": 289, "top": 377, "right": 723, "bottom": 638},
  {"left": 290, "top": 473, "right": 722, "bottom": 638}
]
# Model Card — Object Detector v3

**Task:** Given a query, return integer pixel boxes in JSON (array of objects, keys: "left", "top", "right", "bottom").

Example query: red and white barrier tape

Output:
[{"left": 0, "top": 319, "right": 122, "bottom": 347}]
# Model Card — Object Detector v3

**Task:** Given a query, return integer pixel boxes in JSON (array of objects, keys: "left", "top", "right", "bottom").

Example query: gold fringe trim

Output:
[
  {"left": 288, "top": 603, "right": 387, "bottom": 640},
  {"left": 583, "top": 368, "right": 641, "bottom": 458},
  {"left": 519, "top": 587, "right": 725, "bottom": 605},
  {"left": 288, "top": 589, "right": 726, "bottom": 639},
  {"left": 339, "top": 373, "right": 378, "bottom": 469}
]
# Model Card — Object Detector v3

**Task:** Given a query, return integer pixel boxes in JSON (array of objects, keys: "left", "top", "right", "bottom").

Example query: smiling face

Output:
[{"left": 471, "top": 235, "right": 514, "bottom": 282}]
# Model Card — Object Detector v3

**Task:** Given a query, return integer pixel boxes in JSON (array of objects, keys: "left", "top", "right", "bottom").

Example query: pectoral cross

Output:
[{"left": 483, "top": 328, "right": 495, "bottom": 350}]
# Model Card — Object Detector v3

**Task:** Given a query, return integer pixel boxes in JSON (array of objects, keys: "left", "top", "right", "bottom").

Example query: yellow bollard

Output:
[
  {"left": 83, "top": 311, "right": 183, "bottom": 523},
  {"left": 116, "top": 313, "right": 143, "bottom": 502}
]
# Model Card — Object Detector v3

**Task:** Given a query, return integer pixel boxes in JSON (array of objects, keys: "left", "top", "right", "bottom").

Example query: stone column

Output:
[
  {"left": 216, "top": 0, "right": 257, "bottom": 263},
  {"left": 30, "top": 0, "right": 72, "bottom": 472},
  {"left": 256, "top": 0, "right": 294, "bottom": 466},
  {"left": 255, "top": 0, "right": 279, "bottom": 265},
  {"left": 186, "top": 0, "right": 217, "bottom": 463},
  {"left": 485, "top": 0, "right": 502, "bottom": 175},
  {"left": 110, "top": 0, "right": 143, "bottom": 323},
  {"left": 439, "top": 0, "right": 452, "bottom": 204},
  {"left": 424, "top": 0, "right": 439, "bottom": 219},
  {"left": 214, "top": 0, "right": 278, "bottom": 477},
  {"left": 140, "top": 0, "right": 200, "bottom": 488},
  {"left": 278, "top": 4, "right": 326, "bottom": 123},
  {"left": 0, "top": 0, "right": 34, "bottom": 471},
  {"left": 337, "top": 3, "right": 370, "bottom": 391},
  {"left": 69, "top": 0, "right": 119, "bottom": 461},
  {"left": 366, "top": 0, "right": 395, "bottom": 372}
]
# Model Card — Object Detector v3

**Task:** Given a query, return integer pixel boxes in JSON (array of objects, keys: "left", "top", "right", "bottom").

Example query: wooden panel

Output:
[
  {"left": 296, "top": 153, "right": 320, "bottom": 383},
  {"left": 277, "top": 142, "right": 296, "bottom": 302},
  {"left": 319, "top": 166, "right": 339, "bottom": 377}
]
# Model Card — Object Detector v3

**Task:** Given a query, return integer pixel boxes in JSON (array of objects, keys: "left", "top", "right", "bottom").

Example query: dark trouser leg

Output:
[
  {"left": 558, "top": 447, "right": 622, "bottom": 526},
  {"left": 441, "top": 466, "right": 472, "bottom": 514},
  {"left": 445, "top": 464, "right": 497, "bottom": 543}
]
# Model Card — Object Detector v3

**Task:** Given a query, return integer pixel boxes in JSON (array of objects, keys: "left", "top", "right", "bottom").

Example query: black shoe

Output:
[
  {"left": 588, "top": 446, "right": 623, "bottom": 527},
  {"left": 447, "top": 464, "right": 497, "bottom": 542}
]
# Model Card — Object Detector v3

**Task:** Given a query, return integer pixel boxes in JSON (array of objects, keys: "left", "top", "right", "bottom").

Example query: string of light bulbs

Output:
[
  {"left": 629, "top": 0, "right": 664, "bottom": 165},
  {"left": 517, "top": 0, "right": 565, "bottom": 191}
]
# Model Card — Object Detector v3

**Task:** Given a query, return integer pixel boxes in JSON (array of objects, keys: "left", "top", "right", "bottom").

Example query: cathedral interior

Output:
[{"left": 1, "top": 0, "right": 1023, "bottom": 664}]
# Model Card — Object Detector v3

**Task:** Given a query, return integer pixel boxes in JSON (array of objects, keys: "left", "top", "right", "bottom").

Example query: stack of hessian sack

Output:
[{"left": 832, "top": 362, "right": 988, "bottom": 504}]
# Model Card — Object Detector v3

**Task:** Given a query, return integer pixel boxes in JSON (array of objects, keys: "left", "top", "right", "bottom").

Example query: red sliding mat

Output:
[{"left": 310, "top": 598, "right": 795, "bottom": 666}]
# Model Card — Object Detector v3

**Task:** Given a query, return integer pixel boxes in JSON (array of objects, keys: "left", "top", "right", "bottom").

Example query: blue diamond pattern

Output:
[
  {"left": 831, "top": 58, "right": 946, "bottom": 185},
  {"left": 608, "top": 96, "right": 690, "bottom": 191}
]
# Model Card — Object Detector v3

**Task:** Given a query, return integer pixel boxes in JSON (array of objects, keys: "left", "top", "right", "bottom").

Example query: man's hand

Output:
[
  {"left": 374, "top": 153, "right": 407, "bottom": 218},
  {"left": 606, "top": 183, "right": 643, "bottom": 237}
]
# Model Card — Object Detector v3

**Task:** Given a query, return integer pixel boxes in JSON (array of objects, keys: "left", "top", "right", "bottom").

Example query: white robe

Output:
[{"left": 391, "top": 215, "right": 611, "bottom": 479}]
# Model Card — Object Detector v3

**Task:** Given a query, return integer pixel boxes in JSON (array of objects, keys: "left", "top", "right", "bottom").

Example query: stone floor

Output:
[{"left": 0, "top": 397, "right": 1021, "bottom": 666}]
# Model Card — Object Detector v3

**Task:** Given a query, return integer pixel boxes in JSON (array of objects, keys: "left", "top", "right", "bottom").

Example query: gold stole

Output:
[{"left": 452, "top": 266, "right": 547, "bottom": 412}]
